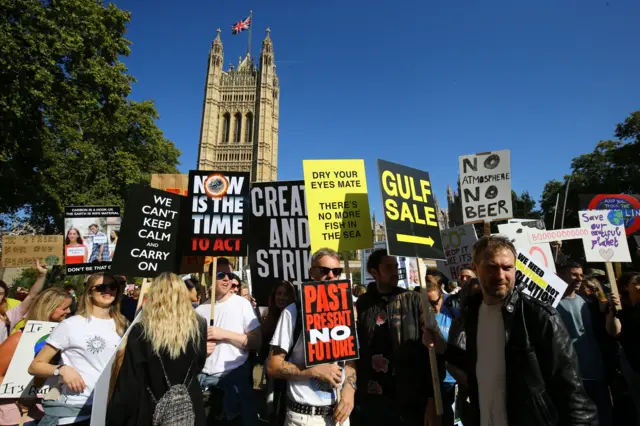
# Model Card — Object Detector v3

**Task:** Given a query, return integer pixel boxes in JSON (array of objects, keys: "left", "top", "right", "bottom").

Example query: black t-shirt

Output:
[
  {"left": 619, "top": 304, "right": 640, "bottom": 373},
  {"left": 365, "top": 294, "right": 396, "bottom": 396}
]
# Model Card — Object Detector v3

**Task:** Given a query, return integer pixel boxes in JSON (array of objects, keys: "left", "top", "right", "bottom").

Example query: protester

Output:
[
  {"left": 605, "top": 272, "right": 640, "bottom": 425},
  {"left": 183, "top": 274, "right": 203, "bottom": 307},
  {"left": 556, "top": 262, "right": 613, "bottom": 426},
  {"left": 353, "top": 248, "right": 437, "bottom": 426},
  {"left": 229, "top": 273, "right": 241, "bottom": 295},
  {"left": 267, "top": 248, "right": 356, "bottom": 426},
  {"left": 259, "top": 281, "right": 296, "bottom": 364},
  {"left": 195, "top": 257, "right": 262, "bottom": 425},
  {"left": 107, "top": 272, "right": 210, "bottom": 425},
  {"left": 0, "top": 287, "right": 72, "bottom": 425},
  {"left": 423, "top": 235, "right": 598, "bottom": 426},
  {"left": 443, "top": 269, "right": 476, "bottom": 313},
  {"left": 29, "top": 273, "right": 127, "bottom": 425},
  {"left": 0, "top": 260, "right": 48, "bottom": 344}
]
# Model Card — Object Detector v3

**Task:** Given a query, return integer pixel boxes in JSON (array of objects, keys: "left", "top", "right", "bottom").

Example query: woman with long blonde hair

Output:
[
  {"left": 107, "top": 272, "right": 209, "bottom": 426},
  {"left": 29, "top": 273, "right": 127, "bottom": 425},
  {"left": 0, "top": 287, "right": 72, "bottom": 425}
]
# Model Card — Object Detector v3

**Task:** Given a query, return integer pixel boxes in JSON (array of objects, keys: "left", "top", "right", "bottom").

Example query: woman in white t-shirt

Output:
[{"left": 29, "top": 273, "right": 128, "bottom": 426}]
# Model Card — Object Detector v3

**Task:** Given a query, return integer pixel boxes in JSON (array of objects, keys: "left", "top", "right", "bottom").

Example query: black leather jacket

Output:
[{"left": 445, "top": 288, "right": 598, "bottom": 426}]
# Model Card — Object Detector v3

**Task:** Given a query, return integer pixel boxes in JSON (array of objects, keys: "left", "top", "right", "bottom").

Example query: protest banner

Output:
[
  {"left": 1, "top": 235, "right": 63, "bottom": 268},
  {"left": 64, "top": 206, "right": 121, "bottom": 275},
  {"left": 580, "top": 194, "right": 640, "bottom": 236},
  {"left": 377, "top": 159, "right": 445, "bottom": 260},
  {"left": 0, "top": 321, "right": 59, "bottom": 399},
  {"left": 435, "top": 224, "right": 478, "bottom": 281},
  {"left": 579, "top": 210, "right": 631, "bottom": 262},
  {"left": 150, "top": 173, "right": 189, "bottom": 196},
  {"left": 515, "top": 250, "right": 567, "bottom": 308},
  {"left": 528, "top": 227, "right": 589, "bottom": 245},
  {"left": 459, "top": 150, "right": 512, "bottom": 223},
  {"left": 183, "top": 170, "right": 250, "bottom": 256},
  {"left": 302, "top": 160, "right": 372, "bottom": 253},
  {"left": 300, "top": 279, "right": 358, "bottom": 367},
  {"left": 498, "top": 222, "right": 556, "bottom": 272},
  {"left": 361, "top": 241, "right": 421, "bottom": 289},
  {"left": 111, "top": 184, "right": 182, "bottom": 277},
  {"left": 248, "top": 181, "right": 311, "bottom": 306}
]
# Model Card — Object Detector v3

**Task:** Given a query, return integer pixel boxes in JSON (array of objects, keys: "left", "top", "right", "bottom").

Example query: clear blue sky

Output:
[{"left": 112, "top": 0, "right": 639, "bottom": 216}]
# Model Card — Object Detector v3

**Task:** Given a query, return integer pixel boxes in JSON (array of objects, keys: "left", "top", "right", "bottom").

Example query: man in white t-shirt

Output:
[
  {"left": 196, "top": 257, "right": 262, "bottom": 425},
  {"left": 267, "top": 248, "right": 356, "bottom": 426}
]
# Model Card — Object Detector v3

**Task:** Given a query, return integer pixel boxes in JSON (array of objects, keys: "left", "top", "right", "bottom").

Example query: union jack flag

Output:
[{"left": 231, "top": 16, "right": 251, "bottom": 34}]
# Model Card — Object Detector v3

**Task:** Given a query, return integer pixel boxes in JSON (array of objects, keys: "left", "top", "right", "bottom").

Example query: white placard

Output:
[
  {"left": 498, "top": 222, "right": 556, "bottom": 272},
  {"left": 516, "top": 250, "right": 567, "bottom": 308},
  {"left": 0, "top": 321, "right": 59, "bottom": 399},
  {"left": 360, "top": 241, "right": 421, "bottom": 289},
  {"left": 528, "top": 227, "right": 589, "bottom": 245},
  {"left": 579, "top": 210, "right": 631, "bottom": 262},
  {"left": 436, "top": 224, "right": 478, "bottom": 281},
  {"left": 459, "top": 150, "right": 512, "bottom": 223}
]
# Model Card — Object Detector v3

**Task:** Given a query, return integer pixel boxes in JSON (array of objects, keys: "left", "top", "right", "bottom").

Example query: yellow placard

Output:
[
  {"left": 1, "top": 235, "right": 64, "bottom": 268},
  {"left": 303, "top": 159, "right": 373, "bottom": 253}
]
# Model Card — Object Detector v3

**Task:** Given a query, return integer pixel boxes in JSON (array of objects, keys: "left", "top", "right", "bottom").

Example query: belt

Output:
[{"left": 288, "top": 400, "right": 335, "bottom": 416}]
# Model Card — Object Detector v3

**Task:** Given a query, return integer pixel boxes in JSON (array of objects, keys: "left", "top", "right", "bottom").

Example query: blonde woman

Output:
[
  {"left": 0, "top": 288, "right": 72, "bottom": 425},
  {"left": 106, "top": 272, "right": 209, "bottom": 426},
  {"left": 29, "top": 273, "right": 127, "bottom": 425}
]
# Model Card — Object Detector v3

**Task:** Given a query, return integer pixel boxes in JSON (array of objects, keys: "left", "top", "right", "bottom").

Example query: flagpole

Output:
[{"left": 248, "top": 10, "right": 253, "bottom": 59}]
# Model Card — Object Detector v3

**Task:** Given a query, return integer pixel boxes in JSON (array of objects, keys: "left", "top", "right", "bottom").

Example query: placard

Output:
[
  {"left": 110, "top": 185, "right": 182, "bottom": 277},
  {"left": 64, "top": 206, "right": 121, "bottom": 275},
  {"left": 515, "top": 250, "right": 567, "bottom": 308},
  {"left": 579, "top": 210, "right": 631, "bottom": 262},
  {"left": 0, "top": 321, "right": 59, "bottom": 398},
  {"left": 248, "top": 181, "right": 311, "bottom": 306},
  {"left": 435, "top": 224, "right": 478, "bottom": 281},
  {"left": 300, "top": 279, "right": 358, "bottom": 367},
  {"left": 183, "top": 170, "right": 250, "bottom": 256},
  {"left": 377, "top": 159, "right": 444, "bottom": 260},
  {"left": 459, "top": 150, "right": 512, "bottom": 223},
  {"left": 150, "top": 173, "right": 189, "bottom": 196},
  {"left": 498, "top": 222, "right": 556, "bottom": 272},
  {"left": 1, "top": 235, "right": 63, "bottom": 268},
  {"left": 360, "top": 241, "right": 421, "bottom": 289},
  {"left": 302, "top": 160, "right": 373, "bottom": 253},
  {"left": 528, "top": 227, "right": 589, "bottom": 245},
  {"left": 580, "top": 194, "right": 640, "bottom": 235}
]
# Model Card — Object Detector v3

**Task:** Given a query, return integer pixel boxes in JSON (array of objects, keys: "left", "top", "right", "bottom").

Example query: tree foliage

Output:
[{"left": 0, "top": 0, "right": 181, "bottom": 233}]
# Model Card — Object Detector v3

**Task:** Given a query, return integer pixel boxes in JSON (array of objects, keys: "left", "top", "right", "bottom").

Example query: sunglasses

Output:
[
  {"left": 92, "top": 283, "right": 119, "bottom": 293},
  {"left": 231, "top": 284, "right": 239, "bottom": 289},
  {"left": 216, "top": 272, "right": 235, "bottom": 281},
  {"left": 313, "top": 267, "right": 344, "bottom": 277},
  {"left": 428, "top": 295, "right": 442, "bottom": 308}
]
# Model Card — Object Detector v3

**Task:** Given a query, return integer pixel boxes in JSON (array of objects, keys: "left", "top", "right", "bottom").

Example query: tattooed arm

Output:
[
  {"left": 266, "top": 347, "right": 343, "bottom": 386},
  {"left": 334, "top": 361, "right": 357, "bottom": 422}
]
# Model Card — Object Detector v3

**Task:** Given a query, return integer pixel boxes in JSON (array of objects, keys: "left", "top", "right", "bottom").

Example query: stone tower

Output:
[{"left": 197, "top": 28, "right": 279, "bottom": 181}]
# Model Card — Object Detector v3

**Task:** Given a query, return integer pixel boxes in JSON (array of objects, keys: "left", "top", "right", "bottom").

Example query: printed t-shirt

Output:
[
  {"left": 196, "top": 295, "right": 260, "bottom": 376},
  {"left": 270, "top": 303, "right": 345, "bottom": 407},
  {"left": 46, "top": 315, "right": 121, "bottom": 425}
]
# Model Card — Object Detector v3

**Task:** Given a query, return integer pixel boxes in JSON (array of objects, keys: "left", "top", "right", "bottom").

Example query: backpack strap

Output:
[{"left": 147, "top": 353, "right": 195, "bottom": 404}]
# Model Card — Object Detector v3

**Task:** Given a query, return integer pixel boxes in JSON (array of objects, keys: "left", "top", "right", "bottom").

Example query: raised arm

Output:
[{"left": 18, "top": 260, "right": 47, "bottom": 316}]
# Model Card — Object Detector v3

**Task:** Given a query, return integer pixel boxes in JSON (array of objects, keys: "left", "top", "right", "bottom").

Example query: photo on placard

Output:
[{"left": 64, "top": 206, "right": 121, "bottom": 275}]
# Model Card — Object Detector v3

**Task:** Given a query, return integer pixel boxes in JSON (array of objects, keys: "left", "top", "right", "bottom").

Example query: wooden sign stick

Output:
[
  {"left": 605, "top": 262, "right": 622, "bottom": 312},
  {"left": 417, "top": 258, "right": 443, "bottom": 416},
  {"left": 209, "top": 257, "right": 218, "bottom": 326},
  {"left": 483, "top": 221, "right": 491, "bottom": 237}
]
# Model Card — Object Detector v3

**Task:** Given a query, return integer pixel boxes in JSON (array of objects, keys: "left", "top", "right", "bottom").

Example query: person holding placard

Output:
[{"left": 423, "top": 235, "right": 597, "bottom": 426}]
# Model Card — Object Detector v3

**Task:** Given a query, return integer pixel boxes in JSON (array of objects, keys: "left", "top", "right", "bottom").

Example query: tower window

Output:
[
  {"left": 245, "top": 112, "right": 253, "bottom": 143},
  {"left": 233, "top": 112, "right": 242, "bottom": 143},
  {"left": 221, "top": 113, "right": 230, "bottom": 143}
]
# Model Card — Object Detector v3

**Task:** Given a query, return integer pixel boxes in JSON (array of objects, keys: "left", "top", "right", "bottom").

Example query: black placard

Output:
[
  {"left": 110, "top": 185, "right": 182, "bottom": 277},
  {"left": 64, "top": 206, "right": 121, "bottom": 275},
  {"left": 300, "top": 279, "right": 358, "bottom": 367},
  {"left": 182, "top": 170, "right": 250, "bottom": 256},
  {"left": 248, "top": 181, "right": 311, "bottom": 306},
  {"left": 377, "top": 159, "right": 445, "bottom": 260}
]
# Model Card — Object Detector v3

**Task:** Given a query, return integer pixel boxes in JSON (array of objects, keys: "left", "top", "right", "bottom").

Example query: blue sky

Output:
[{"left": 112, "top": 0, "right": 639, "bottom": 216}]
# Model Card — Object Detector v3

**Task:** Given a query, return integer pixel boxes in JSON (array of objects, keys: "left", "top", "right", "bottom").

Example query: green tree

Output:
[{"left": 0, "top": 0, "right": 180, "bottom": 233}]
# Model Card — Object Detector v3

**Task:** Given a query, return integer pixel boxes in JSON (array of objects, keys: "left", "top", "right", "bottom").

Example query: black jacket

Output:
[{"left": 445, "top": 288, "right": 598, "bottom": 426}]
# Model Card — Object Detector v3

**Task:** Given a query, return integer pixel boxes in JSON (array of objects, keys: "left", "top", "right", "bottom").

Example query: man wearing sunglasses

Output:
[
  {"left": 195, "top": 257, "right": 262, "bottom": 425},
  {"left": 267, "top": 248, "right": 356, "bottom": 425}
]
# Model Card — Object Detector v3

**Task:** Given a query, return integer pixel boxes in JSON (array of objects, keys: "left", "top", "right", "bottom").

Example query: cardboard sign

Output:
[
  {"left": 436, "top": 224, "right": 478, "bottom": 281},
  {"left": 361, "top": 241, "right": 421, "bottom": 289},
  {"left": 515, "top": 251, "right": 567, "bottom": 308},
  {"left": 0, "top": 321, "right": 59, "bottom": 399},
  {"left": 300, "top": 279, "right": 358, "bottom": 367},
  {"left": 459, "top": 150, "right": 512, "bottom": 223},
  {"left": 248, "top": 181, "right": 311, "bottom": 306},
  {"left": 1, "top": 235, "right": 63, "bottom": 268},
  {"left": 64, "top": 206, "right": 121, "bottom": 275},
  {"left": 579, "top": 210, "right": 631, "bottom": 262},
  {"left": 580, "top": 194, "right": 640, "bottom": 235},
  {"left": 302, "top": 160, "right": 373, "bottom": 253},
  {"left": 377, "top": 160, "right": 444, "bottom": 260},
  {"left": 183, "top": 170, "right": 250, "bottom": 256},
  {"left": 110, "top": 185, "right": 182, "bottom": 277},
  {"left": 528, "top": 227, "right": 589, "bottom": 244},
  {"left": 498, "top": 222, "right": 556, "bottom": 272}
]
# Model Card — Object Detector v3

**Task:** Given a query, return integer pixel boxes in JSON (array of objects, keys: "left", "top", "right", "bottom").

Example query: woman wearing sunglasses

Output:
[{"left": 29, "top": 273, "right": 127, "bottom": 426}]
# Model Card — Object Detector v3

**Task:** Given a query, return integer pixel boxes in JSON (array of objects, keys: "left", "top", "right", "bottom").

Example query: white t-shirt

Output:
[
  {"left": 46, "top": 315, "right": 121, "bottom": 425},
  {"left": 196, "top": 295, "right": 260, "bottom": 375},
  {"left": 270, "top": 303, "right": 344, "bottom": 407},
  {"left": 476, "top": 302, "right": 509, "bottom": 426}
]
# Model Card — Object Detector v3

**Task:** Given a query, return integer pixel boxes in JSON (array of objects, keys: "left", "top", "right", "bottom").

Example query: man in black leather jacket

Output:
[{"left": 423, "top": 235, "right": 598, "bottom": 426}]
